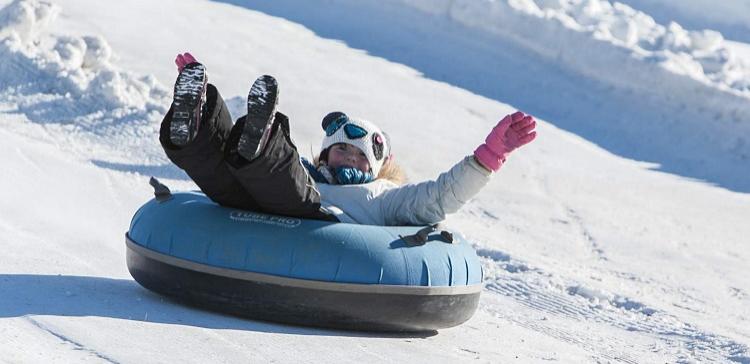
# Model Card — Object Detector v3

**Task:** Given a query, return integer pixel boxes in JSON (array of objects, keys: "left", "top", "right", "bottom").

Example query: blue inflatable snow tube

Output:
[{"left": 126, "top": 191, "right": 483, "bottom": 332}]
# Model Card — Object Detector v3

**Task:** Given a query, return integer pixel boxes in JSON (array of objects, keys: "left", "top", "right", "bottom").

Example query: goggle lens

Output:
[{"left": 344, "top": 124, "right": 368, "bottom": 139}]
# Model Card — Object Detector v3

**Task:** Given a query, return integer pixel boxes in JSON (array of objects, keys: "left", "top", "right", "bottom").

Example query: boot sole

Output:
[
  {"left": 237, "top": 75, "right": 278, "bottom": 161},
  {"left": 170, "top": 63, "right": 207, "bottom": 146}
]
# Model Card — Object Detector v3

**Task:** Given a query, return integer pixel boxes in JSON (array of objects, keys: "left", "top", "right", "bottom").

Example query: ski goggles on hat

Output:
[
  {"left": 344, "top": 124, "right": 368, "bottom": 139},
  {"left": 323, "top": 113, "right": 369, "bottom": 139},
  {"left": 324, "top": 114, "right": 348, "bottom": 136}
]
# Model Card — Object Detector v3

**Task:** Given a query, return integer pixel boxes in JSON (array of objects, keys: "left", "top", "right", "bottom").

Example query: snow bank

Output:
[
  {"left": 0, "top": 0, "right": 168, "bottom": 128},
  {"left": 392, "top": 0, "right": 750, "bottom": 118},
  {"left": 616, "top": 0, "right": 750, "bottom": 43}
]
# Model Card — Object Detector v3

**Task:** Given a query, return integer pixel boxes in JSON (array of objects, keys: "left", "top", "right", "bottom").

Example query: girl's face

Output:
[{"left": 326, "top": 143, "right": 371, "bottom": 173}]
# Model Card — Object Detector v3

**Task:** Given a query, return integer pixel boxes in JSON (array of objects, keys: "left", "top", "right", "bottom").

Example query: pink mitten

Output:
[
  {"left": 474, "top": 111, "right": 537, "bottom": 171},
  {"left": 174, "top": 52, "right": 198, "bottom": 73}
]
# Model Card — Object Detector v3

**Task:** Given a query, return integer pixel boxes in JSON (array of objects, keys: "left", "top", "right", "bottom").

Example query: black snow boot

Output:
[
  {"left": 169, "top": 62, "right": 208, "bottom": 146},
  {"left": 236, "top": 74, "right": 279, "bottom": 161}
]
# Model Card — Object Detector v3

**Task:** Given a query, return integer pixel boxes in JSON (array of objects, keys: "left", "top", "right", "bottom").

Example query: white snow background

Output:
[{"left": 0, "top": 0, "right": 749, "bottom": 362}]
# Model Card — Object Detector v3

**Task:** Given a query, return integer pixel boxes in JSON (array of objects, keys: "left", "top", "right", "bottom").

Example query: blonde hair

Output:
[
  {"left": 312, "top": 149, "right": 407, "bottom": 186},
  {"left": 375, "top": 157, "right": 408, "bottom": 185}
]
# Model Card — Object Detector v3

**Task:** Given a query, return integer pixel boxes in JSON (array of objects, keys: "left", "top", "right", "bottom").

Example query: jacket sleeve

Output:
[{"left": 376, "top": 156, "right": 492, "bottom": 226}]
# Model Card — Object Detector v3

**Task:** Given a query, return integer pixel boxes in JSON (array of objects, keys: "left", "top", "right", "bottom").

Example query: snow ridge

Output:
[
  {"left": 616, "top": 0, "right": 750, "bottom": 43},
  {"left": 0, "top": 0, "right": 169, "bottom": 130},
  {"left": 0, "top": 0, "right": 174, "bottom": 168}
]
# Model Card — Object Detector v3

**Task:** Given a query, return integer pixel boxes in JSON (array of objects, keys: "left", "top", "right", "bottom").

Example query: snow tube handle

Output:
[
  {"left": 400, "top": 224, "right": 454, "bottom": 246},
  {"left": 149, "top": 177, "right": 172, "bottom": 202}
]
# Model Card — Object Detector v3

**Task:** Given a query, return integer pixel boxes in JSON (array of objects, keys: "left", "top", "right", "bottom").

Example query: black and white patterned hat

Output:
[{"left": 320, "top": 111, "right": 390, "bottom": 176}]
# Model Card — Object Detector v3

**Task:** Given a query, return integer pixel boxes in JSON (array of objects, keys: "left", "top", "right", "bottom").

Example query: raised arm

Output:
[
  {"left": 377, "top": 111, "right": 537, "bottom": 226},
  {"left": 377, "top": 156, "right": 492, "bottom": 226}
]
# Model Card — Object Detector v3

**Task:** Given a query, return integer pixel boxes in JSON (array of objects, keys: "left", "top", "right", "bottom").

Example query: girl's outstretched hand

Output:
[
  {"left": 175, "top": 52, "right": 198, "bottom": 73},
  {"left": 474, "top": 111, "right": 537, "bottom": 172}
]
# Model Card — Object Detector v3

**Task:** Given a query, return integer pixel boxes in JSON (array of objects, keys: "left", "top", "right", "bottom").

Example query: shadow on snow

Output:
[{"left": 0, "top": 274, "right": 436, "bottom": 339}]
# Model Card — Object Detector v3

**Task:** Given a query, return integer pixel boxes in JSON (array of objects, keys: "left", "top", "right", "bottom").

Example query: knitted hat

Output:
[{"left": 320, "top": 111, "right": 390, "bottom": 177}]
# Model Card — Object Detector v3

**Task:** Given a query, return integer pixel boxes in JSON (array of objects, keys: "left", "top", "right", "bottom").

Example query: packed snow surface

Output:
[{"left": 1, "top": 0, "right": 749, "bottom": 363}]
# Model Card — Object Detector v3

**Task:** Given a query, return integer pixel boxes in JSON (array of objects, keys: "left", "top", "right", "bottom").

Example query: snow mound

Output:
[
  {"left": 615, "top": 0, "right": 750, "bottom": 43},
  {"left": 528, "top": 0, "right": 750, "bottom": 93},
  {"left": 0, "top": 0, "right": 169, "bottom": 129},
  {"left": 0, "top": 0, "right": 58, "bottom": 43},
  {"left": 395, "top": 0, "right": 750, "bottom": 113}
]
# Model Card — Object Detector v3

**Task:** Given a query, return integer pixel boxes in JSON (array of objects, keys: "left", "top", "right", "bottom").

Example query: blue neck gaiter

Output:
[{"left": 333, "top": 166, "right": 374, "bottom": 185}]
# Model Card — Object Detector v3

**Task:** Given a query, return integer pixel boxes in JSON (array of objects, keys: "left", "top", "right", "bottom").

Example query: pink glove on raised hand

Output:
[
  {"left": 474, "top": 111, "right": 537, "bottom": 172},
  {"left": 175, "top": 52, "right": 198, "bottom": 73}
]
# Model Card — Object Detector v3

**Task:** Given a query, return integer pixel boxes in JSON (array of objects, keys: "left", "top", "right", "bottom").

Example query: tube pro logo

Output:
[{"left": 229, "top": 211, "right": 301, "bottom": 228}]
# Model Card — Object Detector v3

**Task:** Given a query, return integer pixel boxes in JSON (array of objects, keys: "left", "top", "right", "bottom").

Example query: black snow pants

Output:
[{"left": 159, "top": 84, "right": 335, "bottom": 221}]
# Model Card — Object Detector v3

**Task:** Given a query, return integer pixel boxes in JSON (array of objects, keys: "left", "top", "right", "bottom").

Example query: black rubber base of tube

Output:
[{"left": 126, "top": 244, "right": 480, "bottom": 333}]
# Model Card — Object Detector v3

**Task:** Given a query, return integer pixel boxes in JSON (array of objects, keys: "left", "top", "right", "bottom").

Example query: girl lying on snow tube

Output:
[
  {"left": 129, "top": 52, "right": 537, "bottom": 332},
  {"left": 162, "top": 52, "right": 537, "bottom": 225}
]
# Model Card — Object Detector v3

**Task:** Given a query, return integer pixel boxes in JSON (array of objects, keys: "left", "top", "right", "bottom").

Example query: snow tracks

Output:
[{"left": 477, "top": 244, "right": 750, "bottom": 363}]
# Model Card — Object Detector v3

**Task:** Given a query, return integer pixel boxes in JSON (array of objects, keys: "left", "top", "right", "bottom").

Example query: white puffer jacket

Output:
[{"left": 316, "top": 156, "right": 492, "bottom": 225}]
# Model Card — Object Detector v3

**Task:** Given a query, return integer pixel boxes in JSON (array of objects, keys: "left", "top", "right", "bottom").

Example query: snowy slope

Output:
[
  {"left": 1, "top": 0, "right": 749, "bottom": 363},
  {"left": 393, "top": 0, "right": 750, "bottom": 193}
]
